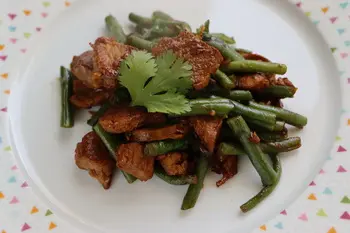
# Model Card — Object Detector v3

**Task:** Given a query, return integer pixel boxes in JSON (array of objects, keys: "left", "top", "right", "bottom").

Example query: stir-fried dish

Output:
[{"left": 59, "top": 11, "right": 308, "bottom": 212}]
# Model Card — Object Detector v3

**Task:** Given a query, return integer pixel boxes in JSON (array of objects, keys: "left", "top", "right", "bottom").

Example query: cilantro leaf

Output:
[{"left": 119, "top": 50, "right": 193, "bottom": 114}]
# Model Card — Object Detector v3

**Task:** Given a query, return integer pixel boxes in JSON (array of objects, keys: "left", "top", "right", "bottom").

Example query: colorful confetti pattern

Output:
[{"left": 0, "top": 0, "right": 349, "bottom": 232}]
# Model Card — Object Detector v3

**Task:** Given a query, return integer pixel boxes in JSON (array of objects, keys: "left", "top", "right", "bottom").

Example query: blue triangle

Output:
[
  {"left": 8, "top": 25, "right": 16, "bottom": 32},
  {"left": 0, "top": 136, "right": 2, "bottom": 145},
  {"left": 339, "top": 71, "right": 345, "bottom": 76},
  {"left": 323, "top": 187, "right": 332, "bottom": 195},
  {"left": 8, "top": 176, "right": 16, "bottom": 183},
  {"left": 345, "top": 41, "right": 350, "bottom": 47},
  {"left": 274, "top": 222, "right": 283, "bottom": 229},
  {"left": 327, "top": 155, "right": 332, "bottom": 160},
  {"left": 313, "top": 20, "right": 320, "bottom": 25},
  {"left": 337, "top": 28, "right": 345, "bottom": 35},
  {"left": 340, "top": 2, "right": 349, "bottom": 9}
]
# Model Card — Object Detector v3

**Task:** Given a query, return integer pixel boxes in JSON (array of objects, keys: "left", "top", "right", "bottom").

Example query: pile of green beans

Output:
[{"left": 60, "top": 11, "right": 308, "bottom": 214}]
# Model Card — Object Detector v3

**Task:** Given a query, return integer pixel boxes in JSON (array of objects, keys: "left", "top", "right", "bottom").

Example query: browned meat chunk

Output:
[
  {"left": 116, "top": 143, "right": 154, "bottom": 181},
  {"left": 212, "top": 154, "right": 238, "bottom": 187},
  {"left": 75, "top": 132, "right": 115, "bottom": 189},
  {"left": 98, "top": 106, "right": 166, "bottom": 134},
  {"left": 90, "top": 37, "right": 135, "bottom": 89},
  {"left": 243, "top": 53, "right": 270, "bottom": 62},
  {"left": 152, "top": 31, "right": 223, "bottom": 90},
  {"left": 272, "top": 77, "right": 296, "bottom": 88},
  {"left": 190, "top": 116, "right": 223, "bottom": 153},
  {"left": 237, "top": 73, "right": 270, "bottom": 91},
  {"left": 127, "top": 123, "right": 189, "bottom": 142},
  {"left": 157, "top": 152, "right": 188, "bottom": 176},
  {"left": 71, "top": 37, "right": 135, "bottom": 89},
  {"left": 70, "top": 80, "right": 111, "bottom": 108}
]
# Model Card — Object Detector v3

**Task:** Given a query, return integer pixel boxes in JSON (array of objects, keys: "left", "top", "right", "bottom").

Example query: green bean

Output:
[
  {"left": 246, "top": 118, "right": 285, "bottom": 132},
  {"left": 105, "top": 15, "right": 127, "bottom": 44},
  {"left": 87, "top": 102, "right": 111, "bottom": 127},
  {"left": 183, "top": 98, "right": 235, "bottom": 116},
  {"left": 152, "top": 11, "right": 173, "bottom": 21},
  {"left": 203, "top": 34, "right": 244, "bottom": 61},
  {"left": 144, "top": 139, "right": 188, "bottom": 156},
  {"left": 127, "top": 35, "right": 153, "bottom": 51},
  {"left": 240, "top": 155, "right": 281, "bottom": 212},
  {"left": 155, "top": 166, "right": 197, "bottom": 185},
  {"left": 230, "top": 100, "right": 276, "bottom": 125},
  {"left": 210, "top": 33, "right": 235, "bottom": 44},
  {"left": 235, "top": 48, "right": 252, "bottom": 54},
  {"left": 257, "top": 85, "right": 297, "bottom": 98},
  {"left": 227, "top": 90, "right": 253, "bottom": 101},
  {"left": 181, "top": 154, "right": 209, "bottom": 210},
  {"left": 249, "top": 102, "right": 307, "bottom": 127},
  {"left": 259, "top": 137, "right": 301, "bottom": 154},
  {"left": 217, "top": 142, "right": 246, "bottom": 158},
  {"left": 93, "top": 124, "right": 137, "bottom": 183},
  {"left": 129, "top": 13, "right": 153, "bottom": 28},
  {"left": 60, "top": 66, "right": 74, "bottom": 128},
  {"left": 213, "top": 70, "right": 236, "bottom": 89},
  {"left": 227, "top": 116, "right": 277, "bottom": 186},
  {"left": 257, "top": 129, "right": 288, "bottom": 142},
  {"left": 222, "top": 60, "right": 287, "bottom": 75}
]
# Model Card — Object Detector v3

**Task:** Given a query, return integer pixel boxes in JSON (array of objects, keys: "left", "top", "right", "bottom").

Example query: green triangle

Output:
[
  {"left": 316, "top": 208, "right": 328, "bottom": 217},
  {"left": 336, "top": 136, "right": 342, "bottom": 141},
  {"left": 341, "top": 196, "right": 350, "bottom": 204},
  {"left": 45, "top": 209, "right": 53, "bottom": 216},
  {"left": 24, "top": 32, "right": 32, "bottom": 39},
  {"left": 4, "top": 146, "right": 11, "bottom": 151},
  {"left": 331, "top": 47, "right": 337, "bottom": 53},
  {"left": 42, "top": 1, "right": 51, "bottom": 7}
]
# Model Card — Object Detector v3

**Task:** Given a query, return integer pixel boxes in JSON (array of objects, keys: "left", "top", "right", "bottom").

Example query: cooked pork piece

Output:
[
  {"left": 71, "top": 37, "right": 135, "bottom": 89},
  {"left": 116, "top": 142, "right": 154, "bottom": 181},
  {"left": 75, "top": 132, "right": 115, "bottom": 189},
  {"left": 190, "top": 116, "right": 223, "bottom": 153},
  {"left": 127, "top": 123, "right": 189, "bottom": 142},
  {"left": 152, "top": 31, "right": 223, "bottom": 90},
  {"left": 98, "top": 106, "right": 166, "bottom": 134},
  {"left": 157, "top": 152, "right": 188, "bottom": 176},
  {"left": 70, "top": 80, "right": 111, "bottom": 108},
  {"left": 237, "top": 73, "right": 270, "bottom": 91},
  {"left": 212, "top": 154, "right": 238, "bottom": 187}
]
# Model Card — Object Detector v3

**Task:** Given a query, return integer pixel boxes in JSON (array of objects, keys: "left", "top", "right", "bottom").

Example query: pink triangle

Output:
[
  {"left": 337, "top": 146, "right": 347, "bottom": 152},
  {"left": 9, "top": 196, "right": 19, "bottom": 204},
  {"left": 341, "top": 53, "right": 349, "bottom": 59},
  {"left": 298, "top": 213, "right": 308, "bottom": 221},
  {"left": 21, "top": 223, "right": 31, "bottom": 231},
  {"left": 1, "top": 107, "right": 7, "bottom": 112},
  {"left": 9, "top": 38, "right": 17, "bottom": 44},
  {"left": 340, "top": 211, "right": 350, "bottom": 220},
  {"left": 319, "top": 169, "right": 325, "bottom": 174},
  {"left": 41, "top": 12, "right": 48, "bottom": 18},
  {"left": 280, "top": 210, "right": 287, "bottom": 215},
  {"left": 296, "top": 2, "right": 302, "bottom": 8},
  {"left": 337, "top": 165, "right": 347, "bottom": 172},
  {"left": 20, "top": 48, "right": 27, "bottom": 53},
  {"left": 0, "top": 55, "right": 8, "bottom": 61},
  {"left": 8, "top": 13, "right": 17, "bottom": 20},
  {"left": 11, "top": 165, "right": 18, "bottom": 170},
  {"left": 36, "top": 27, "right": 42, "bottom": 32},
  {"left": 309, "top": 181, "right": 316, "bottom": 186},
  {"left": 330, "top": 17, "right": 338, "bottom": 23},
  {"left": 21, "top": 181, "right": 28, "bottom": 188}
]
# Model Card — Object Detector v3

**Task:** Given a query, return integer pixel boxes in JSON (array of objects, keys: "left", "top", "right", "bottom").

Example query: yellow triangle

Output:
[
  {"left": 30, "top": 206, "right": 39, "bottom": 214},
  {"left": 327, "top": 227, "right": 337, "bottom": 233},
  {"left": 49, "top": 222, "right": 57, "bottom": 230},
  {"left": 0, "top": 73, "right": 8, "bottom": 79},
  {"left": 4, "top": 90, "right": 10, "bottom": 95},
  {"left": 305, "top": 12, "right": 311, "bottom": 17},
  {"left": 2, "top": 230, "right": 7, "bottom": 233},
  {"left": 0, "top": 44, "right": 4, "bottom": 51},
  {"left": 23, "top": 10, "right": 31, "bottom": 16},
  {"left": 65, "top": 1, "right": 71, "bottom": 7},
  {"left": 322, "top": 7, "right": 329, "bottom": 14},
  {"left": 259, "top": 225, "right": 266, "bottom": 231},
  {"left": 0, "top": 191, "right": 4, "bottom": 199},
  {"left": 308, "top": 193, "right": 317, "bottom": 200}
]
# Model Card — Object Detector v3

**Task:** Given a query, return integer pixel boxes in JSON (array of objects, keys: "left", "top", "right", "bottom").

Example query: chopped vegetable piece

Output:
[
  {"left": 246, "top": 119, "right": 285, "bottom": 132},
  {"left": 203, "top": 34, "right": 244, "bottom": 61},
  {"left": 60, "top": 66, "right": 74, "bottom": 128},
  {"left": 227, "top": 116, "right": 277, "bottom": 186},
  {"left": 210, "top": 33, "right": 235, "bottom": 44},
  {"left": 181, "top": 154, "right": 209, "bottom": 210},
  {"left": 240, "top": 155, "right": 282, "bottom": 212},
  {"left": 152, "top": 11, "right": 173, "bottom": 21},
  {"left": 144, "top": 139, "right": 188, "bottom": 156},
  {"left": 155, "top": 165, "right": 197, "bottom": 185},
  {"left": 127, "top": 35, "right": 154, "bottom": 51},
  {"left": 105, "top": 15, "right": 127, "bottom": 43},
  {"left": 222, "top": 60, "right": 287, "bottom": 75},
  {"left": 256, "top": 85, "right": 297, "bottom": 98},
  {"left": 257, "top": 129, "right": 288, "bottom": 142},
  {"left": 213, "top": 69, "right": 236, "bottom": 89},
  {"left": 259, "top": 137, "right": 301, "bottom": 153}
]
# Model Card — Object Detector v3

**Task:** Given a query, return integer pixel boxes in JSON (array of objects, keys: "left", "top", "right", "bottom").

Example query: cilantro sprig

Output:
[{"left": 119, "top": 50, "right": 193, "bottom": 114}]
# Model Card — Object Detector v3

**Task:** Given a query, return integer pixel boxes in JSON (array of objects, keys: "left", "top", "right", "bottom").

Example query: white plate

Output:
[{"left": 7, "top": 0, "right": 341, "bottom": 233}]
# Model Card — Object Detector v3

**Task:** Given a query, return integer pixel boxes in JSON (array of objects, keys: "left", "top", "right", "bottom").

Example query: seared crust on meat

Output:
[
  {"left": 127, "top": 123, "right": 189, "bottom": 142},
  {"left": 237, "top": 73, "right": 270, "bottom": 91},
  {"left": 75, "top": 132, "right": 115, "bottom": 189},
  {"left": 71, "top": 51, "right": 97, "bottom": 88},
  {"left": 116, "top": 143, "right": 154, "bottom": 181},
  {"left": 90, "top": 37, "right": 135, "bottom": 89},
  {"left": 212, "top": 154, "right": 238, "bottom": 187},
  {"left": 157, "top": 152, "right": 188, "bottom": 176},
  {"left": 190, "top": 116, "right": 223, "bottom": 153},
  {"left": 98, "top": 106, "right": 167, "bottom": 134},
  {"left": 70, "top": 80, "right": 111, "bottom": 108},
  {"left": 152, "top": 31, "right": 223, "bottom": 90}
]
